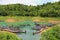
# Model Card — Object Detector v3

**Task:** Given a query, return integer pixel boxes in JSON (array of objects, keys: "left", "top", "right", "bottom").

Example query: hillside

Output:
[{"left": 0, "top": 2, "right": 60, "bottom": 17}]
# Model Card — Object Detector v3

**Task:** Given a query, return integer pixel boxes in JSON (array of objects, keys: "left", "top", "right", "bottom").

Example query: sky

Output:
[{"left": 0, "top": 0, "right": 59, "bottom": 6}]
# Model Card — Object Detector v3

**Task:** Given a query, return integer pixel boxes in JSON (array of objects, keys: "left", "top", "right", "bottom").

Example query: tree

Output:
[{"left": 0, "top": 2, "right": 60, "bottom": 17}]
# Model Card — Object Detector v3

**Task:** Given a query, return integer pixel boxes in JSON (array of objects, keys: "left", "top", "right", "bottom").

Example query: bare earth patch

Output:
[
  {"left": 48, "top": 20, "right": 60, "bottom": 24},
  {"left": 33, "top": 19, "right": 40, "bottom": 22},
  {"left": 32, "top": 19, "right": 46, "bottom": 22},
  {"left": 5, "top": 18, "right": 16, "bottom": 22},
  {"left": 40, "top": 27, "right": 52, "bottom": 34}
]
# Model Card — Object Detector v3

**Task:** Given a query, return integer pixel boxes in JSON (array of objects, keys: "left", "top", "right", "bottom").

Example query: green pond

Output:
[{"left": 0, "top": 21, "right": 48, "bottom": 40}]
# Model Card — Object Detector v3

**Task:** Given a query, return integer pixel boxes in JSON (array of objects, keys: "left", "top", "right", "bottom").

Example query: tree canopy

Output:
[{"left": 0, "top": 2, "right": 60, "bottom": 17}]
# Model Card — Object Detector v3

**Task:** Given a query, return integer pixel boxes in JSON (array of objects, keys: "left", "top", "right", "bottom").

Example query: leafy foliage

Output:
[
  {"left": 40, "top": 26, "right": 60, "bottom": 40},
  {"left": 0, "top": 2, "right": 60, "bottom": 17},
  {"left": 0, "top": 31, "right": 22, "bottom": 40}
]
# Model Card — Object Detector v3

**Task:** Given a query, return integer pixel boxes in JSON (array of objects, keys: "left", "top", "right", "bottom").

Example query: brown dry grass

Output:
[{"left": 5, "top": 18, "right": 17, "bottom": 22}]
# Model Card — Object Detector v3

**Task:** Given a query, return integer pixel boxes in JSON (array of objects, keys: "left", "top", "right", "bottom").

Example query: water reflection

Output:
[{"left": 17, "top": 26, "right": 40, "bottom": 40}]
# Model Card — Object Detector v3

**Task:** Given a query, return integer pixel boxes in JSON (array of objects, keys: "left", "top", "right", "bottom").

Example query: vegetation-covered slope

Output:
[
  {"left": 40, "top": 26, "right": 60, "bottom": 40},
  {"left": 0, "top": 2, "right": 60, "bottom": 17},
  {"left": 0, "top": 31, "right": 22, "bottom": 40}
]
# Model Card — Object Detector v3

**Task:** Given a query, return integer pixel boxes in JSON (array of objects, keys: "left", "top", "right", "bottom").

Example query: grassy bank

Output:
[
  {"left": 0, "top": 16, "right": 60, "bottom": 22},
  {"left": 40, "top": 25, "right": 60, "bottom": 40}
]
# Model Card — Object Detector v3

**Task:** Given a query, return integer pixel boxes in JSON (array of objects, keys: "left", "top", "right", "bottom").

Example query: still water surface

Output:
[
  {"left": 17, "top": 26, "right": 40, "bottom": 40},
  {"left": 0, "top": 21, "right": 40, "bottom": 40}
]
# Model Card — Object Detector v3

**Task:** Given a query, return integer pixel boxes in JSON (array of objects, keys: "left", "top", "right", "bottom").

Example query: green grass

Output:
[
  {"left": 40, "top": 25, "right": 60, "bottom": 40},
  {"left": 0, "top": 16, "right": 60, "bottom": 22}
]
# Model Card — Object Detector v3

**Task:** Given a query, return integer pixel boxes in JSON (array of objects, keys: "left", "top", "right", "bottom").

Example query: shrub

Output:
[
  {"left": 0, "top": 31, "right": 22, "bottom": 40},
  {"left": 40, "top": 26, "right": 60, "bottom": 40}
]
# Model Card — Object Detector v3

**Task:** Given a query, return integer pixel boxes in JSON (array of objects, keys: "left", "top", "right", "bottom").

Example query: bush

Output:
[
  {"left": 40, "top": 26, "right": 60, "bottom": 40},
  {"left": 0, "top": 31, "right": 22, "bottom": 40}
]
